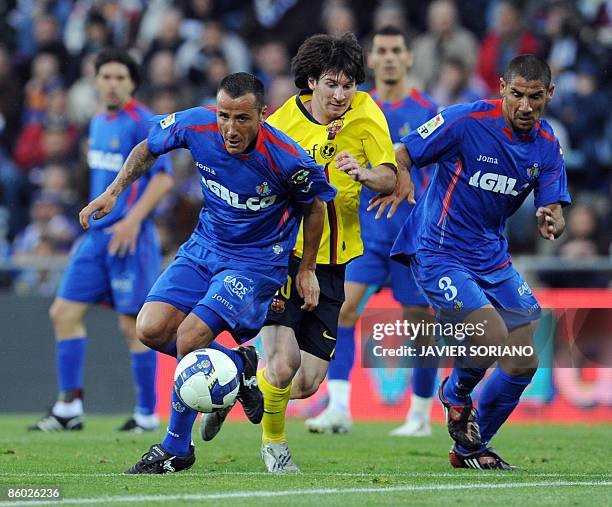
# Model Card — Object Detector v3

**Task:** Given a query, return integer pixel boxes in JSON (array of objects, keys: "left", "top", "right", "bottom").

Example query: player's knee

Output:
[
  {"left": 501, "top": 353, "right": 538, "bottom": 378},
  {"left": 292, "top": 373, "right": 323, "bottom": 399},
  {"left": 175, "top": 320, "right": 214, "bottom": 358},
  {"left": 338, "top": 303, "right": 359, "bottom": 328},
  {"left": 49, "top": 299, "right": 83, "bottom": 336},
  {"left": 266, "top": 355, "right": 299, "bottom": 388},
  {"left": 136, "top": 316, "right": 169, "bottom": 351}
]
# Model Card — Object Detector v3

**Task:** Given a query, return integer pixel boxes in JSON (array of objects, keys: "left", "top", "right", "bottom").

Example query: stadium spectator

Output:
[
  {"left": 430, "top": 56, "right": 484, "bottom": 108},
  {"left": 66, "top": 53, "right": 98, "bottom": 127},
  {"left": 0, "top": 44, "right": 23, "bottom": 152},
  {"left": 254, "top": 40, "right": 290, "bottom": 90},
  {"left": 477, "top": 1, "right": 539, "bottom": 96},
  {"left": 412, "top": 0, "right": 479, "bottom": 93}
]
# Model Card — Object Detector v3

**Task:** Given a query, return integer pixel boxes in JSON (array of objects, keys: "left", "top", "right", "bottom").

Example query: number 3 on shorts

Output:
[{"left": 438, "top": 276, "right": 457, "bottom": 301}]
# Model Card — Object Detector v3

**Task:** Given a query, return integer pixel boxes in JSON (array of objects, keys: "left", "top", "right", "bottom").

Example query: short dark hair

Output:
[
  {"left": 218, "top": 72, "right": 265, "bottom": 110},
  {"left": 371, "top": 25, "right": 410, "bottom": 49},
  {"left": 292, "top": 32, "right": 366, "bottom": 90},
  {"left": 504, "top": 54, "right": 552, "bottom": 88},
  {"left": 94, "top": 48, "right": 140, "bottom": 89}
]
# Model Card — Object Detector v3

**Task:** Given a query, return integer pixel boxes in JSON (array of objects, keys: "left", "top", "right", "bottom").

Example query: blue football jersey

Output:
[
  {"left": 147, "top": 106, "right": 337, "bottom": 266},
  {"left": 360, "top": 89, "right": 438, "bottom": 243},
  {"left": 391, "top": 99, "right": 571, "bottom": 273},
  {"left": 87, "top": 99, "right": 171, "bottom": 229}
]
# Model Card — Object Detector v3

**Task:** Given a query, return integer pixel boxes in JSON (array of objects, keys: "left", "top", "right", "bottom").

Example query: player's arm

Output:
[
  {"left": 536, "top": 203, "right": 565, "bottom": 240},
  {"left": 106, "top": 170, "right": 174, "bottom": 256},
  {"left": 334, "top": 150, "right": 396, "bottom": 194},
  {"left": 296, "top": 197, "right": 325, "bottom": 311},
  {"left": 367, "top": 144, "right": 416, "bottom": 219},
  {"left": 79, "top": 140, "right": 158, "bottom": 229}
]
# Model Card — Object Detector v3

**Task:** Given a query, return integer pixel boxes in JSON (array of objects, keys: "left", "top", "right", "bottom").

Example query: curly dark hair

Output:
[{"left": 291, "top": 32, "right": 366, "bottom": 90}]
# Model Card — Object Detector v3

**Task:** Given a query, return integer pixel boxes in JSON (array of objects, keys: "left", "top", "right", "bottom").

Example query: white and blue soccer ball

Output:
[{"left": 174, "top": 348, "right": 240, "bottom": 413}]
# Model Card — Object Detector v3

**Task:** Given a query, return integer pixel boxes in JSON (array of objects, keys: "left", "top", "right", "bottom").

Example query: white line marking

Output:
[
  {"left": 0, "top": 481, "right": 610, "bottom": 506},
  {"left": 0, "top": 472, "right": 610, "bottom": 478}
]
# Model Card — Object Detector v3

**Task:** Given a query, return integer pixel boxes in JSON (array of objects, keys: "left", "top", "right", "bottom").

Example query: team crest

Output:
[
  {"left": 319, "top": 143, "right": 337, "bottom": 160},
  {"left": 291, "top": 168, "right": 310, "bottom": 186},
  {"left": 172, "top": 400, "right": 186, "bottom": 412},
  {"left": 272, "top": 243, "right": 283, "bottom": 255},
  {"left": 270, "top": 298, "right": 286, "bottom": 313},
  {"left": 256, "top": 181, "right": 271, "bottom": 196},
  {"left": 326, "top": 118, "right": 344, "bottom": 140},
  {"left": 526, "top": 163, "right": 540, "bottom": 179},
  {"left": 453, "top": 300, "right": 464, "bottom": 311}
]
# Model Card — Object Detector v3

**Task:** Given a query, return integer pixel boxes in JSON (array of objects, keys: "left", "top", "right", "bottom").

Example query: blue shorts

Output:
[
  {"left": 146, "top": 238, "right": 287, "bottom": 343},
  {"left": 346, "top": 240, "right": 428, "bottom": 306},
  {"left": 410, "top": 253, "right": 541, "bottom": 330},
  {"left": 58, "top": 223, "right": 161, "bottom": 314}
]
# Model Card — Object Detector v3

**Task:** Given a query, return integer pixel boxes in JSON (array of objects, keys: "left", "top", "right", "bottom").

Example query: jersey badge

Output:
[
  {"left": 256, "top": 181, "right": 271, "bottom": 196},
  {"left": 319, "top": 143, "right": 337, "bottom": 159},
  {"left": 326, "top": 118, "right": 344, "bottom": 140},
  {"left": 526, "top": 163, "right": 540, "bottom": 179},
  {"left": 417, "top": 113, "right": 444, "bottom": 139},
  {"left": 160, "top": 113, "right": 176, "bottom": 129}
]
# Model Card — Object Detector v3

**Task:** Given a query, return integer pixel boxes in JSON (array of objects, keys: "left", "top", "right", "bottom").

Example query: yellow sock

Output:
[{"left": 258, "top": 368, "right": 291, "bottom": 443}]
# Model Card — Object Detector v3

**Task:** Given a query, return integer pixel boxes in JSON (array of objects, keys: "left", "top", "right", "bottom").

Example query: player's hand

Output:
[
  {"left": 106, "top": 216, "right": 141, "bottom": 257},
  {"left": 335, "top": 151, "right": 368, "bottom": 182},
  {"left": 367, "top": 168, "right": 415, "bottom": 219},
  {"left": 296, "top": 268, "right": 319, "bottom": 311},
  {"left": 536, "top": 207, "right": 556, "bottom": 240},
  {"left": 79, "top": 191, "right": 118, "bottom": 230}
]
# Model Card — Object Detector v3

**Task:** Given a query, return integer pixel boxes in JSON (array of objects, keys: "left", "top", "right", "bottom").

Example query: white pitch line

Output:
[
  {"left": 0, "top": 472, "right": 610, "bottom": 479},
  {"left": 0, "top": 481, "right": 610, "bottom": 506}
]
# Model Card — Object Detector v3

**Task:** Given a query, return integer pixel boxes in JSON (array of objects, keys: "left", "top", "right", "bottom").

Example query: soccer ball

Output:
[{"left": 174, "top": 348, "right": 240, "bottom": 413}]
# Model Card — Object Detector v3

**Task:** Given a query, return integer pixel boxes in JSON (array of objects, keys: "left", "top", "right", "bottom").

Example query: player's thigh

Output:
[
  {"left": 137, "top": 301, "right": 186, "bottom": 349},
  {"left": 291, "top": 350, "right": 329, "bottom": 399},
  {"left": 108, "top": 222, "right": 162, "bottom": 315},
  {"left": 57, "top": 231, "right": 111, "bottom": 307}
]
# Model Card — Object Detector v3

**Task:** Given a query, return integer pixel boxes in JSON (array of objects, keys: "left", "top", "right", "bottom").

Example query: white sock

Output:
[
  {"left": 406, "top": 393, "right": 433, "bottom": 422},
  {"left": 134, "top": 413, "right": 160, "bottom": 429},
  {"left": 52, "top": 399, "right": 83, "bottom": 418},
  {"left": 328, "top": 379, "right": 351, "bottom": 414}
]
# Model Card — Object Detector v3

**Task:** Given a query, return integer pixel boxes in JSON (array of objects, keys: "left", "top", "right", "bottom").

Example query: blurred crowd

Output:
[{"left": 0, "top": 0, "right": 610, "bottom": 294}]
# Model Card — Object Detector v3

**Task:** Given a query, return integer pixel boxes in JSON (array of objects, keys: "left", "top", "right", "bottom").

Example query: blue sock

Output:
[
  {"left": 130, "top": 350, "right": 157, "bottom": 415},
  {"left": 162, "top": 341, "right": 177, "bottom": 357},
  {"left": 56, "top": 337, "right": 87, "bottom": 395},
  {"left": 477, "top": 368, "right": 533, "bottom": 446},
  {"left": 328, "top": 326, "right": 355, "bottom": 380},
  {"left": 443, "top": 366, "right": 487, "bottom": 405},
  {"left": 208, "top": 342, "right": 245, "bottom": 377},
  {"left": 161, "top": 377, "right": 197, "bottom": 457},
  {"left": 412, "top": 368, "right": 438, "bottom": 398}
]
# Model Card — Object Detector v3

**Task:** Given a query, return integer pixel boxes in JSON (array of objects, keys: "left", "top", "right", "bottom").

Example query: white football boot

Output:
[
  {"left": 304, "top": 407, "right": 352, "bottom": 434},
  {"left": 261, "top": 441, "right": 301, "bottom": 473}
]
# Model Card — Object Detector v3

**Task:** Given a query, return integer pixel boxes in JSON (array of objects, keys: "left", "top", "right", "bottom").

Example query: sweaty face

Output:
[
  {"left": 368, "top": 34, "right": 412, "bottom": 85},
  {"left": 96, "top": 62, "right": 135, "bottom": 111},
  {"left": 308, "top": 72, "right": 356, "bottom": 124},
  {"left": 500, "top": 75, "right": 554, "bottom": 133},
  {"left": 216, "top": 90, "right": 264, "bottom": 154}
]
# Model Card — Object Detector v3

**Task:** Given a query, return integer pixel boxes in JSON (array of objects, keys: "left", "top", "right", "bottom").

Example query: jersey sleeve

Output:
[
  {"left": 361, "top": 98, "right": 396, "bottom": 169},
  {"left": 401, "top": 103, "right": 467, "bottom": 167},
  {"left": 534, "top": 141, "right": 572, "bottom": 208},
  {"left": 134, "top": 112, "right": 172, "bottom": 177},
  {"left": 147, "top": 108, "right": 203, "bottom": 156},
  {"left": 287, "top": 155, "right": 337, "bottom": 205}
]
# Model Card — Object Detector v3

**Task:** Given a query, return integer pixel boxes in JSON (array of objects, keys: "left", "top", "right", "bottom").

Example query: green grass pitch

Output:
[{"left": 0, "top": 415, "right": 610, "bottom": 506}]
